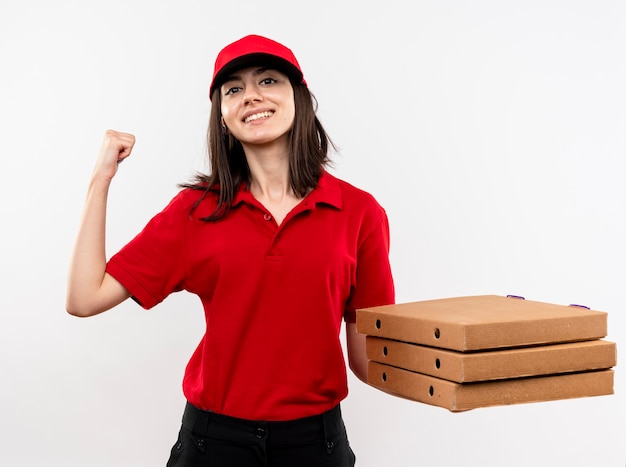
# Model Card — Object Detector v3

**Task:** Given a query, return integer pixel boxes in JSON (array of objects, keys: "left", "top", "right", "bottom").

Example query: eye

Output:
[
  {"left": 260, "top": 77, "right": 278, "bottom": 86},
  {"left": 224, "top": 86, "right": 242, "bottom": 96}
]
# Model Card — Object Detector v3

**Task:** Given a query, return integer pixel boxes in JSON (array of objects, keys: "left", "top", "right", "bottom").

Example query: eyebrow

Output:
[{"left": 221, "top": 66, "right": 274, "bottom": 86}]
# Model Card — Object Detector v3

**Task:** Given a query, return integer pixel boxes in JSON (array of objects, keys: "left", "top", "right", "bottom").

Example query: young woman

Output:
[{"left": 66, "top": 34, "right": 395, "bottom": 467}]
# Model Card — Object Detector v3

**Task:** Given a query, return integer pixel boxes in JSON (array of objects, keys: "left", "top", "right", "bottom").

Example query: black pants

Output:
[{"left": 166, "top": 402, "right": 356, "bottom": 467}]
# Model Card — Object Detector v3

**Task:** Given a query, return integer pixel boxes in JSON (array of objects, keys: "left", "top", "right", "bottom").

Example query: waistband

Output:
[{"left": 181, "top": 402, "right": 344, "bottom": 449}]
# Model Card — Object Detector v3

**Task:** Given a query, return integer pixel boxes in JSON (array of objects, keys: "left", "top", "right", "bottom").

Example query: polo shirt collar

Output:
[{"left": 232, "top": 170, "right": 342, "bottom": 210}]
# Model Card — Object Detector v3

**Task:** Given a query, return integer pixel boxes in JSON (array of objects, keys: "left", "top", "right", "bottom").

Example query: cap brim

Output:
[{"left": 210, "top": 53, "right": 303, "bottom": 96}]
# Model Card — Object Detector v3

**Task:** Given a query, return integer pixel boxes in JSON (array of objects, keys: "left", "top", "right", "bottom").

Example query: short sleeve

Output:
[
  {"left": 345, "top": 203, "right": 395, "bottom": 317},
  {"left": 106, "top": 192, "right": 189, "bottom": 309}
]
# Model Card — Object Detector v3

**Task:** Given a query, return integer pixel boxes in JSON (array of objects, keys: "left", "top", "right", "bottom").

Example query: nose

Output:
[{"left": 242, "top": 84, "right": 262, "bottom": 105}]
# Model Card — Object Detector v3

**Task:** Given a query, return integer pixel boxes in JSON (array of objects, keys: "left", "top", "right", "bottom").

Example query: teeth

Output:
[{"left": 244, "top": 111, "right": 273, "bottom": 123}]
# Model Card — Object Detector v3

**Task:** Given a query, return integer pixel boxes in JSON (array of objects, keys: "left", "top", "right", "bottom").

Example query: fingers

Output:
[
  {"left": 103, "top": 129, "right": 136, "bottom": 163},
  {"left": 93, "top": 129, "right": 136, "bottom": 181}
]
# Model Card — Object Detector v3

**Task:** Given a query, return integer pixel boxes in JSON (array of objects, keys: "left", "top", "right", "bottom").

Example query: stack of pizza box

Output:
[{"left": 356, "top": 295, "right": 616, "bottom": 412}]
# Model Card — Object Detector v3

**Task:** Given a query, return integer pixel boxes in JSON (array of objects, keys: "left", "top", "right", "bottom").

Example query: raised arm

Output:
[{"left": 65, "top": 130, "right": 135, "bottom": 317}]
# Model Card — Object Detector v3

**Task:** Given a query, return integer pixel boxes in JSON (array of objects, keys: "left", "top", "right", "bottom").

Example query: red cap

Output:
[{"left": 209, "top": 35, "right": 306, "bottom": 99}]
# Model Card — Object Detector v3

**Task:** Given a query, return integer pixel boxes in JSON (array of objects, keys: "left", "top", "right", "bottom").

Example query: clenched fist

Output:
[{"left": 93, "top": 129, "right": 136, "bottom": 181}]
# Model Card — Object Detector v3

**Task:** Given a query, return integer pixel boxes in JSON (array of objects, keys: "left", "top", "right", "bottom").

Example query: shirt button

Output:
[
  {"left": 263, "top": 213, "right": 272, "bottom": 221},
  {"left": 255, "top": 427, "right": 266, "bottom": 439}
]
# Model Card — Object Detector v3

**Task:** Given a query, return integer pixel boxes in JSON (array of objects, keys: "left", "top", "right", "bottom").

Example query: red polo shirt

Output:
[{"left": 106, "top": 171, "right": 394, "bottom": 421}]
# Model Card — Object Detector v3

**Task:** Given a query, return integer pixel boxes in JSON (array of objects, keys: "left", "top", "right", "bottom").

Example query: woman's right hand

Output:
[{"left": 93, "top": 129, "right": 136, "bottom": 181}]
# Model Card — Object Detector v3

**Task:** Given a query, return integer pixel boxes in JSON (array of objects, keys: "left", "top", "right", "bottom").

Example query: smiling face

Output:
[{"left": 219, "top": 66, "right": 296, "bottom": 151}]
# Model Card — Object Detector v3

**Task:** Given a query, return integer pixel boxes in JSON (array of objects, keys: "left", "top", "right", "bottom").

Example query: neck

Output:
[
  {"left": 245, "top": 151, "right": 302, "bottom": 226},
  {"left": 249, "top": 169, "right": 294, "bottom": 201},
  {"left": 244, "top": 142, "right": 295, "bottom": 200}
]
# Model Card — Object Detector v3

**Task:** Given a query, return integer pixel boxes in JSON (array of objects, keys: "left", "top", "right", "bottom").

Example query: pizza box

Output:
[
  {"left": 368, "top": 361, "right": 614, "bottom": 412},
  {"left": 357, "top": 295, "right": 607, "bottom": 351},
  {"left": 366, "top": 336, "right": 616, "bottom": 382}
]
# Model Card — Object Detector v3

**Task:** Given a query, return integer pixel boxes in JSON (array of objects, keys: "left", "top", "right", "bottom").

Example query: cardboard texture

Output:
[
  {"left": 366, "top": 337, "right": 617, "bottom": 382},
  {"left": 357, "top": 295, "right": 607, "bottom": 351},
  {"left": 368, "top": 361, "right": 615, "bottom": 412}
]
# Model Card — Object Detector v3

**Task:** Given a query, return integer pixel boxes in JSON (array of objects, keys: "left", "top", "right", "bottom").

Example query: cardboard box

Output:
[
  {"left": 357, "top": 295, "right": 607, "bottom": 351},
  {"left": 366, "top": 337, "right": 617, "bottom": 382},
  {"left": 368, "top": 361, "right": 615, "bottom": 412}
]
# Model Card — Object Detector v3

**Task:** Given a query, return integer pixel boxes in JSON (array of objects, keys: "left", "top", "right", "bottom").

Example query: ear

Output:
[{"left": 220, "top": 117, "right": 229, "bottom": 135}]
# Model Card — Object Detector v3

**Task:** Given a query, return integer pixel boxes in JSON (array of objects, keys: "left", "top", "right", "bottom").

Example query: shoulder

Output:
[
  {"left": 167, "top": 186, "right": 219, "bottom": 219},
  {"left": 175, "top": 185, "right": 214, "bottom": 204},
  {"left": 324, "top": 172, "right": 386, "bottom": 213}
]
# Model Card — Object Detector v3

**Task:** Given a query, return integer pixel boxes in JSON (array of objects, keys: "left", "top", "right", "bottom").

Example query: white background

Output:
[{"left": 1, "top": 1, "right": 624, "bottom": 465}]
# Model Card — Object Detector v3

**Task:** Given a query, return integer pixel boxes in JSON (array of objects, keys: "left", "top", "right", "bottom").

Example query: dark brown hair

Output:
[{"left": 181, "top": 80, "right": 335, "bottom": 221}]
